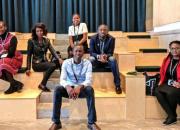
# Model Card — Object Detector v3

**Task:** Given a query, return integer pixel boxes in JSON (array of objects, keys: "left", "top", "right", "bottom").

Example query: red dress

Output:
[{"left": 0, "top": 33, "right": 22, "bottom": 77}]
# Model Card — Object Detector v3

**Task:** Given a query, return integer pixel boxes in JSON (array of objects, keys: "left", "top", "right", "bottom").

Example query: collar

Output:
[
  {"left": 0, "top": 31, "right": 8, "bottom": 40},
  {"left": 71, "top": 58, "right": 83, "bottom": 65}
]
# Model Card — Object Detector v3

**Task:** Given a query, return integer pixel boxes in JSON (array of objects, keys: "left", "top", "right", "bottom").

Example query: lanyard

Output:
[
  {"left": 100, "top": 40, "right": 104, "bottom": 54},
  {"left": 71, "top": 59, "right": 83, "bottom": 83},
  {"left": 74, "top": 25, "right": 80, "bottom": 43},
  {"left": 169, "top": 59, "right": 179, "bottom": 80},
  {"left": 0, "top": 32, "right": 8, "bottom": 49}
]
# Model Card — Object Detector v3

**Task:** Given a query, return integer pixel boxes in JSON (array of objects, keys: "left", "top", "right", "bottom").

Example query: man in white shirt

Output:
[{"left": 49, "top": 45, "right": 101, "bottom": 130}]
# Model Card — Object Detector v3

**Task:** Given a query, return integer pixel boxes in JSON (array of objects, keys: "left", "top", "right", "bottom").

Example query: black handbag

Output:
[{"left": 143, "top": 72, "right": 160, "bottom": 96}]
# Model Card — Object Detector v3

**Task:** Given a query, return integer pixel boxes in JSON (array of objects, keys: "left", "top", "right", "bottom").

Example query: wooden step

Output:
[
  {"left": 146, "top": 96, "right": 180, "bottom": 119},
  {"left": 37, "top": 97, "right": 126, "bottom": 120},
  {"left": 135, "top": 52, "right": 167, "bottom": 66},
  {"left": 38, "top": 102, "right": 70, "bottom": 119},
  {"left": 139, "top": 48, "right": 167, "bottom": 53},
  {"left": 127, "top": 35, "right": 151, "bottom": 39},
  {"left": 135, "top": 66, "right": 160, "bottom": 72},
  {"left": 0, "top": 72, "right": 43, "bottom": 121}
]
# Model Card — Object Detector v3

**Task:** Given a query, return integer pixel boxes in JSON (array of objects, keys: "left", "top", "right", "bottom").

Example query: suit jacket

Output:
[{"left": 89, "top": 34, "right": 115, "bottom": 59}]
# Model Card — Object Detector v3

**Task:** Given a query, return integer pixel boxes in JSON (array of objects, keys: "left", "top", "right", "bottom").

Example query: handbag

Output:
[{"left": 143, "top": 72, "right": 160, "bottom": 96}]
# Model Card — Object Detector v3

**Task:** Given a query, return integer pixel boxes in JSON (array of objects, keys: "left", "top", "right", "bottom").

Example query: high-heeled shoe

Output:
[{"left": 38, "top": 84, "right": 51, "bottom": 92}]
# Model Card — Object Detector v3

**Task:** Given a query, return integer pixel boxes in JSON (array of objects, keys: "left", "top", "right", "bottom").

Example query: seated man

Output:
[
  {"left": 49, "top": 45, "right": 101, "bottom": 130},
  {"left": 89, "top": 24, "right": 122, "bottom": 94}
]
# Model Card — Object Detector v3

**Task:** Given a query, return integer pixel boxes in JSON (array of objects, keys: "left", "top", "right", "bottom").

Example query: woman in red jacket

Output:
[{"left": 155, "top": 40, "right": 180, "bottom": 125}]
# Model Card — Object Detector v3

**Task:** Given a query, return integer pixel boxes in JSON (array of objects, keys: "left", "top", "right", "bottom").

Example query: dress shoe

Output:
[
  {"left": 115, "top": 87, "right": 122, "bottom": 94},
  {"left": 38, "top": 84, "right": 51, "bottom": 92},
  {"left": 164, "top": 117, "right": 177, "bottom": 125},
  {"left": 49, "top": 123, "right": 62, "bottom": 130},
  {"left": 4, "top": 85, "right": 16, "bottom": 94},
  {"left": 87, "top": 123, "right": 101, "bottom": 130}
]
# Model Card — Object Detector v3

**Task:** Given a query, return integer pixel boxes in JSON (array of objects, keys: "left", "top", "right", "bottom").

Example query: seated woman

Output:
[
  {"left": 155, "top": 40, "right": 180, "bottom": 125},
  {"left": 0, "top": 21, "right": 23, "bottom": 94},
  {"left": 68, "top": 13, "right": 88, "bottom": 58},
  {"left": 26, "top": 23, "right": 63, "bottom": 92}
]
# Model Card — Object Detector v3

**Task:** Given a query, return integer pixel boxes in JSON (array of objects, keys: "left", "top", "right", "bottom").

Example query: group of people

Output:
[{"left": 0, "top": 13, "right": 180, "bottom": 129}]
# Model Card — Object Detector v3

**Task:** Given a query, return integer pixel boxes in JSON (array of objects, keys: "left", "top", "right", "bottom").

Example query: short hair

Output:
[
  {"left": 98, "top": 24, "right": 109, "bottom": 32},
  {"left": 31, "top": 23, "right": 47, "bottom": 40},
  {"left": 73, "top": 44, "right": 84, "bottom": 51},
  {"left": 169, "top": 40, "right": 180, "bottom": 47},
  {"left": 0, "top": 21, "right": 7, "bottom": 27}
]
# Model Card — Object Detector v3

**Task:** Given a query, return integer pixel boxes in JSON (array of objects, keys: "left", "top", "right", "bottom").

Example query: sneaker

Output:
[{"left": 87, "top": 123, "right": 101, "bottom": 130}]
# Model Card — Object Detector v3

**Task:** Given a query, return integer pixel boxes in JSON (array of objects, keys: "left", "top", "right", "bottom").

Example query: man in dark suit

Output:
[{"left": 89, "top": 24, "right": 122, "bottom": 94}]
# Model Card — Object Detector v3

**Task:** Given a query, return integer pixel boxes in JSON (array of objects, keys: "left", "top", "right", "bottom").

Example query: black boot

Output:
[
  {"left": 4, "top": 85, "right": 16, "bottom": 94},
  {"left": 14, "top": 81, "right": 24, "bottom": 92}
]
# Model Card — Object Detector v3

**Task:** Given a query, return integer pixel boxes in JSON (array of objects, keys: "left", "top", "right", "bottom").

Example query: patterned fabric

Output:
[{"left": 0, "top": 33, "right": 22, "bottom": 76}]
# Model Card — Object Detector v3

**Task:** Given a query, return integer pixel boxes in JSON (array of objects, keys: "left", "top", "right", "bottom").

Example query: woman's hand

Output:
[
  {"left": 59, "top": 58, "right": 64, "bottom": 64},
  {"left": 173, "top": 81, "right": 180, "bottom": 88},
  {"left": 26, "top": 70, "right": 31, "bottom": 76}
]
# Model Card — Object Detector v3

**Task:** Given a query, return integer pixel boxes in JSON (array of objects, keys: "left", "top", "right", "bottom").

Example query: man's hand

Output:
[
  {"left": 173, "top": 81, "right": 180, "bottom": 88},
  {"left": 66, "top": 86, "right": 75, "bottom": 99},
  {"left": 98, "top": 54, "right": 108, "bottom": 63},
  {"left": 74, "top": 85, "right": 84, "bottom": 98},
  {"left": 59, "top": 58, "right": 63, "bottom": 64},
  {"left": 26, "top": 70, "right": 31, "bottom": 76}
]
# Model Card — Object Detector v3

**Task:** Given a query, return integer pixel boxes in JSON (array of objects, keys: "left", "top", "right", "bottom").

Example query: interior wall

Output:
[
  {"left": 152, "top": 0, "right": 180, "bottom": 48},
  {"left": 153, "top": 0, "right": 180, "bottom": 27}
]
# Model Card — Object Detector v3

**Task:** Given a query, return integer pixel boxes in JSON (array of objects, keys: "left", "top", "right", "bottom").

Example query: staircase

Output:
[{"left": 37, "top": 70, "right": 126, "bottom": 121}]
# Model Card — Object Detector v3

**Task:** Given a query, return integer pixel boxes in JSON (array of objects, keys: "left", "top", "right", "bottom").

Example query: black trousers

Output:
[
  {"left": 32, "top": 60, "right": 60, "bottom": 86},
  {"left": 155, "top": 84, "right": 180, "bottom": 118}
]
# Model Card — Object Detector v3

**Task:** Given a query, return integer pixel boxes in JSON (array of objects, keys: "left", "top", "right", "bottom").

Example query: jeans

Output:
[
  {"left": 52, "top": 86, "right": 97, "bottom": 124},
  {"left": 89, "top": 56, "right": 121, "bottom": 88}
]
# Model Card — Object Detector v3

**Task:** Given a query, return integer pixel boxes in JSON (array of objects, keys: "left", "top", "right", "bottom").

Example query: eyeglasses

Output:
[{"left": 170, "top": 48, "right": 180, "bottom": 51}]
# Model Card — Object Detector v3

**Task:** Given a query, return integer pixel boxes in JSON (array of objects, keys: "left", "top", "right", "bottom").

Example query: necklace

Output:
[
  {"left": 169, "top": 58, "right": 179, "bottom": 80},
  {"left": 71, "top": 59, "right": 84, "bottom": 83}
]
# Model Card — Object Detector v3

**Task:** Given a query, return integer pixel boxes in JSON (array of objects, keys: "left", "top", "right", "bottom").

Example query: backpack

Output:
[{"left": 143, "top": 72, "right": 160, "bottom": 96}]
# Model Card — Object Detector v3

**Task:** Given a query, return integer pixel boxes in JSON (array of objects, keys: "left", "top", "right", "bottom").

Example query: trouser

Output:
[
  {"left": 52, "top": 86, "right": 97, "bottom": 124},
  {"left": 89, "top": 56, "right": 121, "bottom": 88},
  {"left": 32, "top": 60, "right": 60, "bottom": 86},
  {"left": 155, "top": 84, "right": 180, "bottom": 118},
  {"left": 0, "top": 69, "right": 17, "bottom": 86}
]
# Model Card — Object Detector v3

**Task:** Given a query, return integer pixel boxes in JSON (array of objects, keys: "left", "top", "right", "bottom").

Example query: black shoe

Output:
[
  {"left": 4, "top": 85, "right": 16, "bottom": 94},
  {"left": 15, "top": 81, "right": 24, "bottom": 92},
  {"left": 163, "top": 117, "right": 168, "bottom": 124},
  {"left": 87, "top": 123, "right": 101, "bottom": 130},
  {"left": 49, "top": 122, "right": 62, "bottom": 130},
  {"left": 164, "top": 117, "right": 177, "bottom": 125},
  {"left": 38, "top": 84, "right": 51, "bottom": 92},
  {"left": 115, "top": 87, "right": 122, "bottom": 94}
]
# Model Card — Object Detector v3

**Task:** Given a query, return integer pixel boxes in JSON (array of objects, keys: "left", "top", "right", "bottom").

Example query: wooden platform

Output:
[
  {"left": 115, "top": 36, "right": 159, "bottom": 52},
  {"left": 135, "top": 52, "right": 168, "bottom": 66},
  {"left": 0, "top": 73, "right": 43, "bottom": 121}
]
